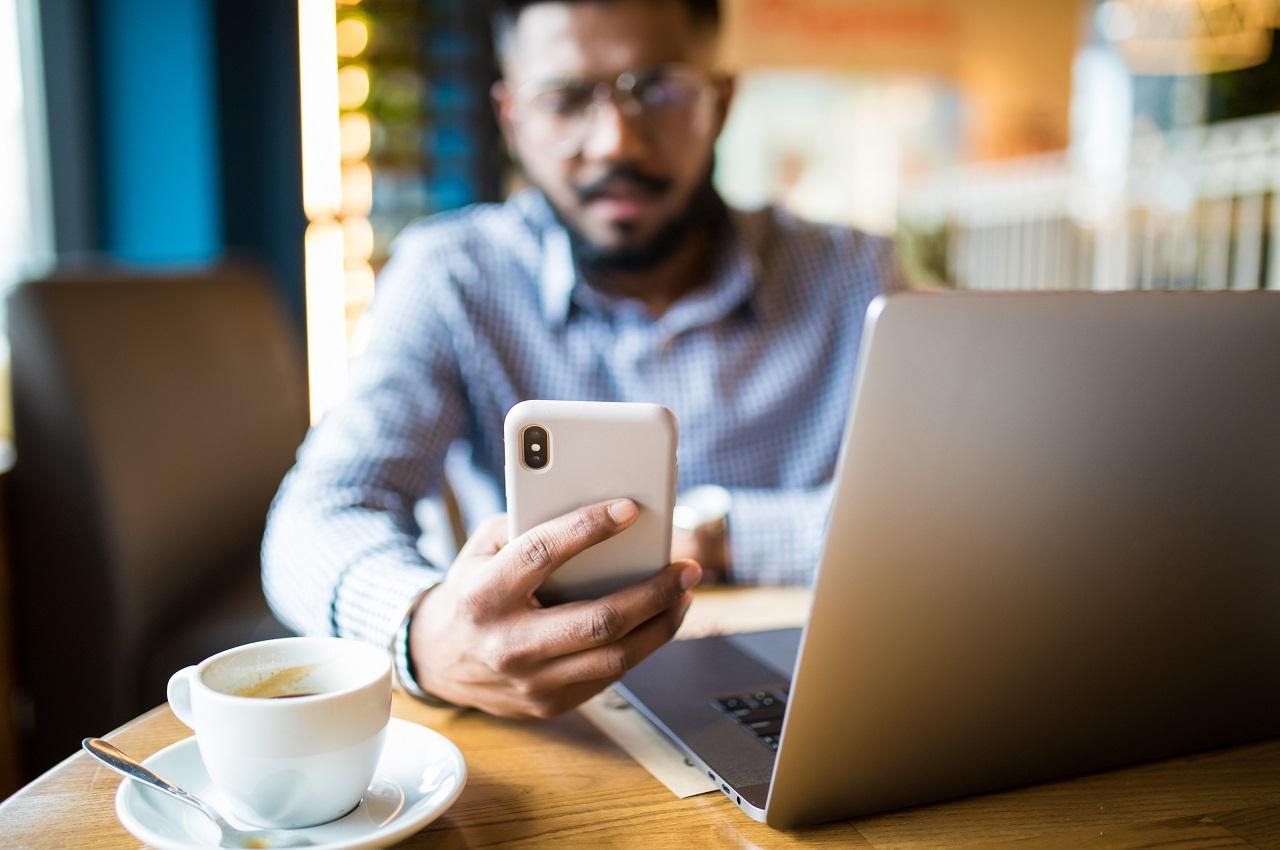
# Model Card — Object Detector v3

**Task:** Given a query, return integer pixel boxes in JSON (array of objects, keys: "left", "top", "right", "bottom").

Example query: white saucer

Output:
[{"left": 114, "top": 718, "right": 467, "bottom": 850}]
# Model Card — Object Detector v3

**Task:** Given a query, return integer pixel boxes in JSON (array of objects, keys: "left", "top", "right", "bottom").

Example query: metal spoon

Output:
[{"left": 83, "top": 737, "right": 314, "bottom": 849}]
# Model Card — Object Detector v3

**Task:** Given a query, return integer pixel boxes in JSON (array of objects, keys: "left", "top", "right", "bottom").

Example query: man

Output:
[{"left": 263, "top": 0, "right": 901, "bottom": 718}]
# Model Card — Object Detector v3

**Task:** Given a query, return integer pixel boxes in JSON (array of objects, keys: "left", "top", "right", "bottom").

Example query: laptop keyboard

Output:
[{"left": 713, "top": 688, "right": 789, "bottom": 750}]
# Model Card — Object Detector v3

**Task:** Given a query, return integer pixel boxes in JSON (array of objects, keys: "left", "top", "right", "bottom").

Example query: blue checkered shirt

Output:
[{"left": 262, "top": 188, "right": 901, "bottom": 694}]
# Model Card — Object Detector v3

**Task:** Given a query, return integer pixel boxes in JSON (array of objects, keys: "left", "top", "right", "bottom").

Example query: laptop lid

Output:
[{"left": 766, "top": 291, "right": 1280, "bottom": 828}]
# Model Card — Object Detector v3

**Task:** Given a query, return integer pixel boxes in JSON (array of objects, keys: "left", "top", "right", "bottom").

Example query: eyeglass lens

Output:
[{"left": 519, "top": 66, "right": 712, "bottom": 157}]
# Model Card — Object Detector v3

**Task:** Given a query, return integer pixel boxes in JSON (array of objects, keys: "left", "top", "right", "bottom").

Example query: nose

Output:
[{"left": 579, "top": 97, "right": 650, "bottom": 163}]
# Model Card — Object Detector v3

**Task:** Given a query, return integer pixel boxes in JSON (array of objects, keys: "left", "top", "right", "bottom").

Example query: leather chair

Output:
[{"left": 6, "top": 265, "right": 307, "bottom": 775}]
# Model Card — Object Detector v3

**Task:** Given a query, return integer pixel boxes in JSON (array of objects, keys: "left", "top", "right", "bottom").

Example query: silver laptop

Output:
[{"left": 619, "top": 290, "right": 1280, "bottom": 828}]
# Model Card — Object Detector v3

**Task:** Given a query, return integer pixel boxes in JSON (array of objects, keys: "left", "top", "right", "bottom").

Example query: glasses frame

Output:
[{"left": 511, "top": 63, "right": 720, "bottom": 159}]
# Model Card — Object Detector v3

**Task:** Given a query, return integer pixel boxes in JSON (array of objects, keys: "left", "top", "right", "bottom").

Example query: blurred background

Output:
[{"left": 2, "top": 0, "right": 1279, "bottom": 796}]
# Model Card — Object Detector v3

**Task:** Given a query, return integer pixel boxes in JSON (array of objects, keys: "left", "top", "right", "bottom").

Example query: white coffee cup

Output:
[{"left": 167, "top": 636, "right": 392, "bottom": 829}]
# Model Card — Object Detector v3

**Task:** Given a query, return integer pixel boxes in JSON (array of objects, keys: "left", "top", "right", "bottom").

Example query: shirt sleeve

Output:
[
  {"left": 725, "top": 484, "right": 834, "bottom": 586},
  {"left": 725, "top": 231, "right": 901, "bottom": 588},
  {"left": 261, "top": 228, "right": 467, "bottom": 653}
]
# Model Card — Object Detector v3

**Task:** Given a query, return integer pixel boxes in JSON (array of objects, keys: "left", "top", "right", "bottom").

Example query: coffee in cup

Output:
[{"left": 166, "top": 637, "right": 392, "bottom": 829}]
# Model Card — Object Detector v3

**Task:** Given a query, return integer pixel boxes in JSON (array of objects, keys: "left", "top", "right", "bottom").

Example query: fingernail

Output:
[
  {"left": 679, "top": 563, "right": 702, "bottom": 591},
  {"left": 607, "top": 499, "right": 638, "bottom": 523}
]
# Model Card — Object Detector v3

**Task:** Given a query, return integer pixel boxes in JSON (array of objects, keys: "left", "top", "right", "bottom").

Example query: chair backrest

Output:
[{"left": 6, "top": 265, "right": 307, "bottom": 771}]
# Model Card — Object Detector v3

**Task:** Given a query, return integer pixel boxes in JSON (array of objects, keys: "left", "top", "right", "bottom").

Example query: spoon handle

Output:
[{"left": 82, "top": 737, "right": 222, "bottom": 824}]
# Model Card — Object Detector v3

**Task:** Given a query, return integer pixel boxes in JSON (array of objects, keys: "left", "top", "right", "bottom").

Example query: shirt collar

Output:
[
  {"left": 526, "top": 189, "right": 766, "bottom": 331},
  {"left": 675, "top": 205, "right": 766, "bottom": 327}
]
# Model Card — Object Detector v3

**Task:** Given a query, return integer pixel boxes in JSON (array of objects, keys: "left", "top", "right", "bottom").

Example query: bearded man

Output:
[{"left": 263, "top": 0, "right": 902, "bottom": 717}]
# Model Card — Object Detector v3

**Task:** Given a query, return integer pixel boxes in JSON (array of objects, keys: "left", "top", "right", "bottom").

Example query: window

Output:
[
  {"left": 0, "top": 0, "right": 52, "bottom": 442},
  {"left": 0, "top": 0, "right": 52, "bottom": 294}
]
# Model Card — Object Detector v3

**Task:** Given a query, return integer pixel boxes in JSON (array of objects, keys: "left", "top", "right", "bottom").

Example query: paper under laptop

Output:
[{"left": 577, "top": 586, "right": 812, "bottom": 797}]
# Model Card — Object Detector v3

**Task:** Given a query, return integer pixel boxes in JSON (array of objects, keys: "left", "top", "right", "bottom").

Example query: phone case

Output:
[{"left": 504, "top": 400, "right": 678, "bottom": 604}]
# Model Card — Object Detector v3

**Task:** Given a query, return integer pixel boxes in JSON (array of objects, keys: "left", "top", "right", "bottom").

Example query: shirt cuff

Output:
[
  {"left": 391, "top": 585, "right": 457, "bottom": 707},
  {"left": 392, "top": 587, "right": 431, "bottom": 698},
  {"left": 332, "top": 557, "right": 441, "bottom": 650},
  {"left": 724, "top": 486, "right": 833, "bottom": 586}
]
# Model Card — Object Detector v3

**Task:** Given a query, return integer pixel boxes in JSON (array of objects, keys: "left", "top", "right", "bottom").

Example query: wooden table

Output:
[{"left": 4, "top": 589, "right": 1280, "bottom": 848}]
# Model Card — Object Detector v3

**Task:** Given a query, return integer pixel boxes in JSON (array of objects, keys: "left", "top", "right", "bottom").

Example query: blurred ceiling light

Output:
[
  {"left": 336, "top": 17, "right": 369, "bottom": 58},
  {"left": 341, "top": 162, "right": 374, "bottom": 215},
  {"left": 344, "top": 261, "right": 376, "bottom": 306},
  {"left": 337, "top": 64, "right": 370, "bottom": 110},
  {"left": 1099, "top": 0, "right": 1280, "bottom": 74},
  {"left": 303, "top": 220, "right": 349, "bottom": 423},
  {"left": 341, "top": 216, "right": 375, "bottom": 262},
  {"left": 339, "top": 112, "right": 372, "bottom": 160},
  {"left": 298, "top": 0, "right": 342, "bottom": 220}
]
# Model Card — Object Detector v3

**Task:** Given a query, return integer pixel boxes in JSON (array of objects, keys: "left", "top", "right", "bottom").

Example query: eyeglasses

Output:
[{"left": 512, "top": 64, "right": 717, "bottom": 159}]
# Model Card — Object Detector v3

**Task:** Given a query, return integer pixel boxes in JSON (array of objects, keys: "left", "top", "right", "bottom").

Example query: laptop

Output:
[{"left": 618, "top": 290, "right": 1280, "bottom": 829}]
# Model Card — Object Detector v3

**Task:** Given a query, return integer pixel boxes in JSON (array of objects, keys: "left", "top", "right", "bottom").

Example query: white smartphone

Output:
[{"left": 504, "top": 399, "right": 678, "bottom": 604}]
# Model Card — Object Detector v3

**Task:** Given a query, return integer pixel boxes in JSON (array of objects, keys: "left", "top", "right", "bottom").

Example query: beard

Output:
[{"left": 543, "top": 166, "right": 725, "bottom": 275}]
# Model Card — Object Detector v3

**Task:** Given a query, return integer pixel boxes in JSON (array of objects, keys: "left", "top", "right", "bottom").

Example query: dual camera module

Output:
[{"left": 522, "top": 425, "right": 549, "bottom": 469}]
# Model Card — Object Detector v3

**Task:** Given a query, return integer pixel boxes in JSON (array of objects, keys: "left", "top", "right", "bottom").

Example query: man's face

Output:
[{"left": 494, "top": 1, "right": 732, "bottom": 270}]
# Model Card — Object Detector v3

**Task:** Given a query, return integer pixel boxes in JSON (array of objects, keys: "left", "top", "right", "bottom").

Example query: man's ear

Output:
[{"left": 491, "top": 80, "right": 519, "bottom": 155}]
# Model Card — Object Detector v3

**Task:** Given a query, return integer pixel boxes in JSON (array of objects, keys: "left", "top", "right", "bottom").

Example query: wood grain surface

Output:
[{"left": 3, "top": 588, "right": 1280, "bottom": 848}]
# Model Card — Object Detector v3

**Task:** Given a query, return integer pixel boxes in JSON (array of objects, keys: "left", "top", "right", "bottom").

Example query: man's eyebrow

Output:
[
  {"left": 521, "top": 73, "right": 593, "bottom": 92},
  {"left": 526, "top": 65, "right": 676, "bottom": 90},
  {"left": 540, "top": 75, "right": 592, "bottom": 88}
]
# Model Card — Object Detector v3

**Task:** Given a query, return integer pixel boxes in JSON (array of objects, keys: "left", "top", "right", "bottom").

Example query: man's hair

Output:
[{"left": 490, "top": 0, "right": 722, "bottom": 57}]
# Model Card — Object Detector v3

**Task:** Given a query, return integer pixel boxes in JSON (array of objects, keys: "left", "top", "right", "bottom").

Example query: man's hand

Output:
[{"left": 409, "top": 499, "right": 701, "bottom": 718}]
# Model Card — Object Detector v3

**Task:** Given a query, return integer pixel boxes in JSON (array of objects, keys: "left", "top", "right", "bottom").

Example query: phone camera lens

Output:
[{"left": 523, "top": 426, "right": 548, "bottom": 470}]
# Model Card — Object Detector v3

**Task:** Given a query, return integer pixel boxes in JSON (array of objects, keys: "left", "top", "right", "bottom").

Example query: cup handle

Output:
[{"left": 167, "top": 666, "right": 197, "bottom": 729}]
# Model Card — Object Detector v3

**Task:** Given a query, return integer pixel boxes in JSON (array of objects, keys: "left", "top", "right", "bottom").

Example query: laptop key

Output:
[
  {"left": 716, "top": 690, "right": 788, "bottom": 711},
  {"left": 737, "top": 703, "right": 785, "bottom": 723},
  {"left": 748, "top": 718, "right": 783, "bottom": 737}
]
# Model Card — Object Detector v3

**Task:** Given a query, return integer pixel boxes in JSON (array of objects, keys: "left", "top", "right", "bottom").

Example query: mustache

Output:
[{"left": 574, "top": 167, "right": 672, "bottom": 203}]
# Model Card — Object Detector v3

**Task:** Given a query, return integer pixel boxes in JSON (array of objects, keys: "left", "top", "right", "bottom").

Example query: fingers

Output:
[
  {"left": 532, "top": 560, "right": 701, "bottom": 658},
  {"left": 456, "top": 514, "right": 509, "bottom": 561},
  {"left": 479, "top": 499, "right": 641, "bottom": 602},
  {"left": 481, "top": 676, "right": 619, "bottom": 721},
  {"left": 519, "top": 593, "right": 694, "bottom": 701},
  {"left": 455, "top": 561, "right": 698, "bottom": 696}
]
